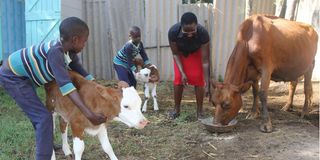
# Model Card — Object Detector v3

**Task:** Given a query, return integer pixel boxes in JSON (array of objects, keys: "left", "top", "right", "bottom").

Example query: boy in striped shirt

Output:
[
  {"left": 0, "top": 17, "right": 106, "bottom": 160},
  {"left": 113, "top": 26, "right": 151, "bottom": 88}
]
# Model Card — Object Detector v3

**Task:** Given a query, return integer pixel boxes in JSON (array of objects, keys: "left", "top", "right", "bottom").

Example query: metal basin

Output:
[{"left": 201, "top": 117, "right": 238, "bottom": 133}]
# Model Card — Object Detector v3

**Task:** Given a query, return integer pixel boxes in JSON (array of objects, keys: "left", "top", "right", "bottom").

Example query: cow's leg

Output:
[
  {"left": 59, "top": 116, "right": 72, "bottom": 157},
  {"left": 246, "top": 80, "right": 260, "bottom": 119},
  {"left": 151, "top": 83, "right": 159, "bottom": 111},
  {"left": 282, "top": 80, "right": 298, "bottom": 112},
  {"left": 142, "top": 83, "right": 150, "bottom": 112},
  {"left": 97, "top": 125, "right": 118, "bottom": 160},
  {"left": 259, "top": 70, "right": 272, "bottom": 133},
  {"left": 301, "top": 63, "right": 314, "bottom": 118},
  {"left": 71, "top": 125, "right": 85, "bottom": 160}
]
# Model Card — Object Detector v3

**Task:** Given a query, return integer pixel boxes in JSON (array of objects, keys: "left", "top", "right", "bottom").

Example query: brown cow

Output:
[
  {"left": 45, "top": 71, "right": 148, "bottom": 160},
  {"left": 210, "top": 15, "right": 318, "bottom": 133}
]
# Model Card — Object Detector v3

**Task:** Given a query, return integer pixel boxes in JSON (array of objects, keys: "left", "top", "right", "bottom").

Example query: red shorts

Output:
[{"left": 173, "top": 49, "right": 205, "bottom": 87}]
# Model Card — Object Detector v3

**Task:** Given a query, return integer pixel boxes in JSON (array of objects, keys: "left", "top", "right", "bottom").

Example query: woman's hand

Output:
[{"left": 181, "top": 72, "right": 188, "bottom": 86}]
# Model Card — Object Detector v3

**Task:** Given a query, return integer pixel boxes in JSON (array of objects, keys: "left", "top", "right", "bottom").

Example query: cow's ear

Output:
[
  {"left": 210, "top": 79, "right": 223, "bottom": 89},
  {"left": 239, "top": 81, "right": 253, "bottom": 93}
]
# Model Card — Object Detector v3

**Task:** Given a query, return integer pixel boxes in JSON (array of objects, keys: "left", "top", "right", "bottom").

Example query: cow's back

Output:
[{"left": 245, "top": 15, "right": 318, "bottom": 81}]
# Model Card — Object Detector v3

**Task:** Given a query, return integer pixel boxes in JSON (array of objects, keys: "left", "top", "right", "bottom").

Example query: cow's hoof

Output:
[
  {"left": 259, "top": 123, "right": 273, "bottom": 133},
  {"left": 281, "top": 104, "right": 293, "bottom": 112},
  {"left": 300, "top": 112, "right": 306, "bottom": 118},
  {"left": 246, "top": 112, "right": 259, "bottom": 119}
]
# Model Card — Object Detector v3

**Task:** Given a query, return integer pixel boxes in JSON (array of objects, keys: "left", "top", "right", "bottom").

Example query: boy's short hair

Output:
[
  {"left": 59, "top": 17, "right": 89, "bottom": 41},
  {"left": 181, "top": 12, "right": 198, "bottom": 25},
  {"left": 130, "top": 26, "right": 141, "bottom": 34}
]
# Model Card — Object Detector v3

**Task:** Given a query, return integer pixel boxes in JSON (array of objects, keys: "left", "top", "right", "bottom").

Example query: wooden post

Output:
[{"left": 156, "top": 28, "right": 161, "bottom": 68}]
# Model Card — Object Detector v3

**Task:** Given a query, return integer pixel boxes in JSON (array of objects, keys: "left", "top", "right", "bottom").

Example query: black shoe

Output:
[{"left": 167, "top": 110, "right": 180, "bottom": 120}]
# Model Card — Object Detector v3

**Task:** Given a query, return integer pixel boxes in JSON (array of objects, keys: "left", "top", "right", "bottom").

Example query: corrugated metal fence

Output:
[
  {"left": 83, "top": 0, "right": 145, "bottom": 79},
  {"left": 82, "top": 0, "right": 318, "bottom": 81},
  {"left": 295, "top": 0, "right": 320, "bottom": 80},
  {"left": 144, "top": 0, "right": 181, "bottom": 81}
]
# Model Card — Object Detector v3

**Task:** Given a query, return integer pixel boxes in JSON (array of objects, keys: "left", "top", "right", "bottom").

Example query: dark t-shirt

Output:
[{"left": 168, "top": 23, "right": 210, "bottom": 56}]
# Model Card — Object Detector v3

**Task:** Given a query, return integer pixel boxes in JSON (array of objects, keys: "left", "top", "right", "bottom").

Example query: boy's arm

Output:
[
  {"left": 67, "top": 91, "right": 106, "bottom": 125},
  {"left": 139, "top": 42, "right": 151, "bottom": 65},
  {"left": 47, "top": 48, "right": 106, "bottom": 125},
  {"left": 69, "top": 54, "right": 94, "bottom": 81}
]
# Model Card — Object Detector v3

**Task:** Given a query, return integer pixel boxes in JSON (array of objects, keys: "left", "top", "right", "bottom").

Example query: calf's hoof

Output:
[{"left": 259, "top": 122, "right": 273, "bottom": 133}]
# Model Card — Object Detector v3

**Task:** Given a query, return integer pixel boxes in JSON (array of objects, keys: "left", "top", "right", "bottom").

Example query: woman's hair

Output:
[
  {"left": 59, "top": 17, "right": 89, "bottom": 41},
  {"left": 181, "top": 12, "right": 198, "bottom": 25}
]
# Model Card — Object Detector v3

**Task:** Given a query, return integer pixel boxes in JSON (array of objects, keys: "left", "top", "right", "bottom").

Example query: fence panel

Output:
[{"left": 144, "top": 0, "right": 181, "bottom": 80}]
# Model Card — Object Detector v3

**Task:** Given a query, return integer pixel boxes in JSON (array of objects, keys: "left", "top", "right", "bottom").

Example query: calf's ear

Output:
[
  {"left": 117, "top": 81, "right": 129, "bottom": 89},
  {"left": 96, "top": 85, "right": 113, "bottom": 100}
]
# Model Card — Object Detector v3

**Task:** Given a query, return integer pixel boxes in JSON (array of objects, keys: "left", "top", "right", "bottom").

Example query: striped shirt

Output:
[
  {"left": 8, "top": 40, "right": 94, "bottom": 96},
  {"left": 113, "top": 40, "right": 150, "bottom": 72}
]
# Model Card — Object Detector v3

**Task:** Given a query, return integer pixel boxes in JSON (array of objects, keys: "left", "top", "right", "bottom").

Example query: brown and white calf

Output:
[
  {"left": 45, "top": 71, "right": 148, "bottom": 160},
  {"left": 133, "top": 58, "right": 160, "bottom": 112}
]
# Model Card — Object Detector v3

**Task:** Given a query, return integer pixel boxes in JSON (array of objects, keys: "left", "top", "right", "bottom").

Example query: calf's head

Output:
[
  {"left": 116, "top": 86, "right": 149, "bottom": 129},
  {"left": 210, "top": 81, "right": 252, "bottom": 125},
  {"left": 135, "top": 68, "right": 151, "bottom": 83}
]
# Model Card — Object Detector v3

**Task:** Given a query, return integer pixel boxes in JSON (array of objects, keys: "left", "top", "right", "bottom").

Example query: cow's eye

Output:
[{"left": 124, "top": 105, "right": 129, "bottom": 109}]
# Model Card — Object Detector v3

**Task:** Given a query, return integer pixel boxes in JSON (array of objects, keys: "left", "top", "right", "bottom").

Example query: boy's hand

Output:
[{"left": 87, "top": 112, "right": 107, "bottom": 125}]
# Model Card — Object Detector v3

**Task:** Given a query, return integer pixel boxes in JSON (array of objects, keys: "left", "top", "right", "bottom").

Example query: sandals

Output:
[{"left": 167, "top": 110, "right": 180, "bottom": 120}]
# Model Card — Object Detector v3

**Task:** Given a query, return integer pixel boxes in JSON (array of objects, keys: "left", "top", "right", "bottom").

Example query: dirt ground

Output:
[{"left": 57, "top": 81, "right": 319, "bottom": 160}]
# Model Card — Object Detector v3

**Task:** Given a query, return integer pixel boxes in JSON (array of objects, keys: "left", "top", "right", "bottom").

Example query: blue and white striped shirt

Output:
[
  {"left": 113, "top": 40, "right": 150, "bottom": 72},
  {"left": 8, "top": 40, "right": 94, "bottom": 96}
]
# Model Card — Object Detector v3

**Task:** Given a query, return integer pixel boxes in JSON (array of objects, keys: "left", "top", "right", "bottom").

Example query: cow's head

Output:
[
  {"left": 135, "top": 68, "right": 151, "bottom": 83},
  {"left": 115, "top": 86, "right": 149, "bottom": 129},
  {"left": 210, "top": 80, "right": 252, "bottom": 125}
]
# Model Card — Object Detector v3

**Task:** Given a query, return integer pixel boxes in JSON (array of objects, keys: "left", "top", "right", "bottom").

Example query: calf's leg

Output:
[
  {"left": 142, "top": 83, "right": 150, "bottom": 112},
  {"left": 59, "top": 117, "right": 72, "bottom": 156},
  {"left": 71, "top": 125, "right": 85, "bottom": 160},
  {"left": 151, "top": 83, "right": 159, "bottom": 111},
  {"left": 73, "top": 137, "right": 85, "bottom": 160},
  {"left": 97, "top": 125, "right": 118, "bottom": 160}
]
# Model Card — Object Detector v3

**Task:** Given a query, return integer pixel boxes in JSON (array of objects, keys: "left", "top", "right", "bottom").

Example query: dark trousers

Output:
[
  {"left": 113, "top": 63, "right": 137, "bottom": 88},
  {"left": 0, "top": 61, "right": 53, "bottom": 160}
]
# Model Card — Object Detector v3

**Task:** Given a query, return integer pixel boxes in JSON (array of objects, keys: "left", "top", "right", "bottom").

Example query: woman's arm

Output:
[{"left": 169, "top": 41, "right": 187, "bottom": 85}]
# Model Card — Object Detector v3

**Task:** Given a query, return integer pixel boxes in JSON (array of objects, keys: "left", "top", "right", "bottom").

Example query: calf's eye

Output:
[{"left": 124, "top": 105, "right": 129, "bottom": 109}]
